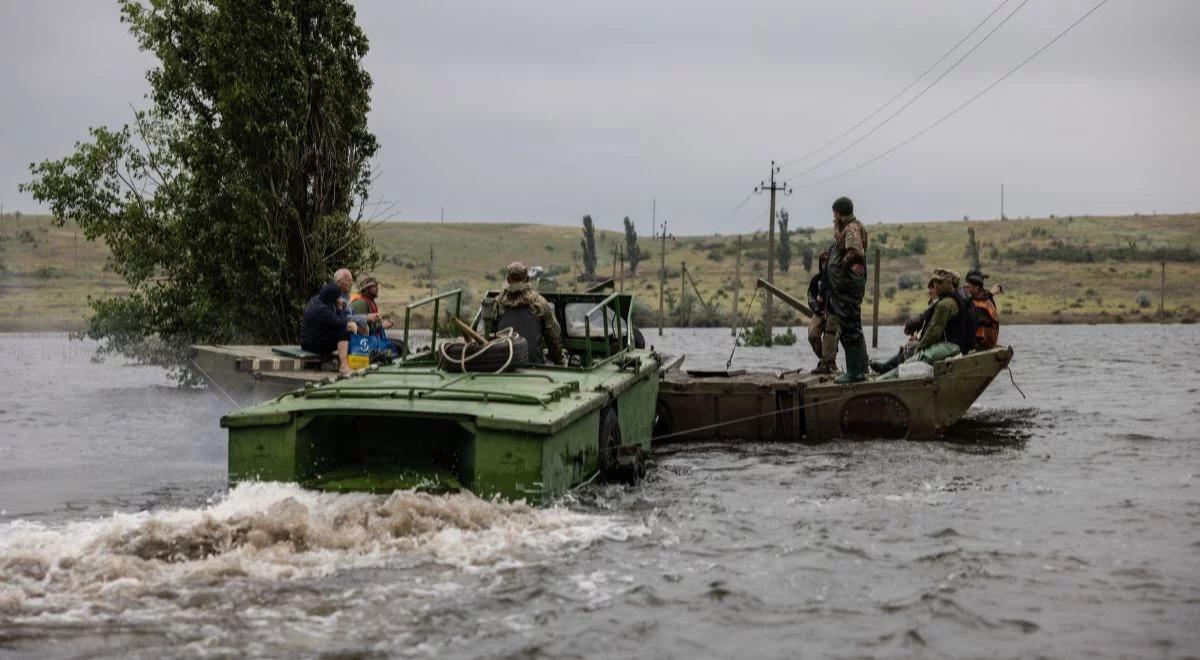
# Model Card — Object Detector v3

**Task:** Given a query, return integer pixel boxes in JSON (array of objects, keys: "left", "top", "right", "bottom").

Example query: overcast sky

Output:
[{"left": 2, "top": 0, "right": 1198, "bottom": 234}]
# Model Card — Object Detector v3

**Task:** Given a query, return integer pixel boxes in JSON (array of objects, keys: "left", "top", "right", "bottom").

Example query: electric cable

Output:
[
  {"left": 779, "top": 0, "right": 1014, "bottom": 170},
  {"left": 784, "top": 0, "right": 1031, "bottom": 183},
  {"left": 790, "top": 0, "right": 1111, "bottom": 191}
]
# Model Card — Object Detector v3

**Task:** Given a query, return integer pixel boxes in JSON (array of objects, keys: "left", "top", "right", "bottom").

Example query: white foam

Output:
[{"left": 0, "top": 482, "right": 648, "bottom": 622}]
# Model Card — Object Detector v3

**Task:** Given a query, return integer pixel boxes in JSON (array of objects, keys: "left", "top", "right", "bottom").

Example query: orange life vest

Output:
[
  {"left": 349, "top": 292, "right": 379, "bottom": 315},
  {"left": 972, "top": 296, "right": 999, "bottom": 349}
]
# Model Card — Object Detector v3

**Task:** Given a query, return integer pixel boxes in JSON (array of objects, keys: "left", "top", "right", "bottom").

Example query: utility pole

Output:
[
  {"left": 618, "top": 248, "right": 625, "bottom": 293},
  {"left": 651, "top": 198, "right": 656, "bottom": 238},
  {"left": 1000, "top": 183, "right": 1005, "bottom": 220},
  {"left": 611, "top": 244, "right": 618, "bottom": 283},
  {"left": 731, "top": 236, "right": 743, "bottom": 336},
  {"left": 871, "top": 246, "right": 881, "bottom": 348},
  {"left": 428, "top": 244, "right": 435, "bottom": 298},
  {"left": 754, "top": 160, "right": 791, "bottom": 346},
  {"left": 658, "top": 220, "right": 667, "bottom": 336},
  {"left": 440, "top": 206, "right": 444, "bottom": 224}
]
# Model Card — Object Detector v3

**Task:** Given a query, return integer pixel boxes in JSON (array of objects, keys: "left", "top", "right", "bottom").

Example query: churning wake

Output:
[{"left": 0, "top": 482, "right": 645, "bottom": 623}]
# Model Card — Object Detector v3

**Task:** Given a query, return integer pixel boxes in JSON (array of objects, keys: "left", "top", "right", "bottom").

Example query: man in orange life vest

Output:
[{"left": 963, "top": 270, "right": 1000, "bottom": 350}]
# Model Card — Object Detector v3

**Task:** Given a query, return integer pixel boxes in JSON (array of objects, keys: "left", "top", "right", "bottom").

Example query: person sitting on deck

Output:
[
  {"left": 350, "top": 275, "right": 393, "bottom": 333},
  {"left": 878, "top": 268, "right": 974, "bottom": 380},
  {"left": 334, "top": 268, "right": 370, "bottom": 335},
  {"left": 870, "top": 284, "right": 933, "bottom": 374},
  {"left": 963, "top": 270, "right": 1000, "bottom": 351},
  {"left": 807, "top": 251, "right": 840, "bottom": 374},
  {"left": 300, "top": 283, "right": 360, "bottom": 375},
  {"left": 497, "top": 261, "right": 566, "bottom": 366}
]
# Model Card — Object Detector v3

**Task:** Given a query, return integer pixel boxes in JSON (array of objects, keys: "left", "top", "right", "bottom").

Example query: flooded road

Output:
[{"left": 1, "top": 326, "right": 1198, "bottom": 658}]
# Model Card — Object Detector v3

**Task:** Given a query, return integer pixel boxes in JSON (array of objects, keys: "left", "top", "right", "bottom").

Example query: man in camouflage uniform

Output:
[
  {"left": 499, "top": 261, "right": 566, "bottom": 365},
  {"left": 825, "top": 196, "right": 870, "bottom": 383}
]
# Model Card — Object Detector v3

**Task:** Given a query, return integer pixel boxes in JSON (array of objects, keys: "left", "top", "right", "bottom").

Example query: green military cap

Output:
[{"left": 929, "top": 268, "right": 960, "bottom": 288}]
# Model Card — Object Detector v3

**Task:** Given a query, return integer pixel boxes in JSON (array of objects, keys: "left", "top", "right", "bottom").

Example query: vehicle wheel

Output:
[
  {"left": 633, "top": 328, "right": 646, "bottom": 349},
  {"left": 598, "top": 407, "right": 622, "bottom": 481},
  {"left": 599, "top": 407, "right": 645, "bottom": 484}
]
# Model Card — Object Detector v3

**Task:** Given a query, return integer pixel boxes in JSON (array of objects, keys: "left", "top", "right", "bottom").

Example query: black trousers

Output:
[{"left": 301, "top": 327, "right": 350, "bottom": 355}]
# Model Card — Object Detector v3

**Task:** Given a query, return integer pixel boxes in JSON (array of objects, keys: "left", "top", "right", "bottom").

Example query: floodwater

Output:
[{"left": 1, "top": 326, "right": 1198, "bottom": 659}]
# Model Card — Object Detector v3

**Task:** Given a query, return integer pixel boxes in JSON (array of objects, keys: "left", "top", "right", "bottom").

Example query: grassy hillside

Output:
[{"left": 1, "top": 211, "right": 1197, "bottom": 332}]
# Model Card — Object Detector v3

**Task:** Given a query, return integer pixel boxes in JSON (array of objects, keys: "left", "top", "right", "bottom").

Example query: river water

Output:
[{"left": 0, "top": 327, "right": 1197, "bottom": 659}]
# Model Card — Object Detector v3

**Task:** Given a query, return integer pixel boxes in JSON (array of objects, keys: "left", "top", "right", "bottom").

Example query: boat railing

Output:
[
  {"left": 402, "top": 289, "right": 463, "bottom": 359},
  {"left": 583, "top": 292, "right": 625, "bottom": 367}
]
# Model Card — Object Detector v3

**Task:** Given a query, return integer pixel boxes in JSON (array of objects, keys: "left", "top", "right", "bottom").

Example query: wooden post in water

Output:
[
  {"left": 872, "top": 246, "right": 881, "bottom": 348},
  {"left": 1160, "top": 258, "right": 1166, "bottom": 321},
  {"left": 658, "top": 221, "right": 666, "bottom": 336},
  {"left": 731, "top": 236, "right": 742, "bottom": 336},
  {"left": 680, "top": 261, "right": 688, "bottom": 327}
]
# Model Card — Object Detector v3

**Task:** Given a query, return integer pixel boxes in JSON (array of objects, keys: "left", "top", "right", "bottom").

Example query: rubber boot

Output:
[{"left": 835, "top": 343, "right": 868, "bottom": 384}]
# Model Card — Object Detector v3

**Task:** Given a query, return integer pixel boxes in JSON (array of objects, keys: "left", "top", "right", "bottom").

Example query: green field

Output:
[{"left": 1, "top": 211, "right": 1197, "bottom": 332}]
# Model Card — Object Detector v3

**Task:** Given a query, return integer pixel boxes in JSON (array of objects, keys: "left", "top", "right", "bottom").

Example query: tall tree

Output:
[
  {"left": 622, "top": 216, "right": 643, "bottom": 274},
  {"left": 802, "top": 242, "right": 814, "bottom": 273},
  {"left": 580, "top": 215, "right": 598, "bottom": 279},
  {"left": 776, "top": 208, "right": 791, "bottom": 273},
  {"left": 965, "top": 227, "right": 982, "bottom": 272},
  {"left": 21, "top": 0, "right": 379, "bottom": 378}
]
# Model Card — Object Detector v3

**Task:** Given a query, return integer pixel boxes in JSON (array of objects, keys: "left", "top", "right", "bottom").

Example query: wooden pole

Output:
[
  {"left": 658, "top": 222, "right": 666, "bottom": 336},
  {"left": 731, "top": 236, "right": 742, "bottom": 336},
  {"left": 765, "top": 179, "right": 776, "bottom": 346},
  {"left": 872, "top": 246, "right": 881, "bottom": 348}
]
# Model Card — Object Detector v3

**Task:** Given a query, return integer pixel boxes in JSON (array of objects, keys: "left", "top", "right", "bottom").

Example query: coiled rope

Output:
[{"left": 438, "top": 326, "right": 518, "bottom": 373}]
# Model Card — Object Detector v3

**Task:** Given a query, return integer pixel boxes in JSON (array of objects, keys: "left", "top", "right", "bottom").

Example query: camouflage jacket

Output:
[
  {"left": 834, "top": 215, "right": 868, "bottom": 266},
  {"left": 499, "top": 282, "right": 565, "bottom": 364}
]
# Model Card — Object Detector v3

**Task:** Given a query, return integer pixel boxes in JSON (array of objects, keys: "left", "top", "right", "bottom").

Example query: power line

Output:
[
  {"left": 779, "top": 0, "right": 1013, "bottom": 170},
  {"left": 709, "top": 189, "right": 757, "bottom": 233},
  {"left": 784, "top": 0, "right": 1031, "bottom": 184},
  {"left": 791, "top": 0, "right": 1112, "bottom": 192}
]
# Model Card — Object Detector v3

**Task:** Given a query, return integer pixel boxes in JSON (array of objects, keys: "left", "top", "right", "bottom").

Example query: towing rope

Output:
[{"left": 438, "top": 327, "right": 518, "bottom": 373}]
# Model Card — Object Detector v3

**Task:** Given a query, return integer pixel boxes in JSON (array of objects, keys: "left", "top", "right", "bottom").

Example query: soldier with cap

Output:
[
  {"left": 878, "top": 268, "right": 974, "bottom": 379},
  {"left": 497, "top": 261, "right": 566, "bottom": 365},
  {"left": 825, "top": 196, "right": 870, "bottom": 383}
]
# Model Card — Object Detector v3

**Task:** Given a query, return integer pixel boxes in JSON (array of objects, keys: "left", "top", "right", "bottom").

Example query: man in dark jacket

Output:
[
  {"left": 300, "top": 283, "right": 360, "bottom": 375},
  {"left": 806, "top": 251, "right": 839, "bottom": 374}
]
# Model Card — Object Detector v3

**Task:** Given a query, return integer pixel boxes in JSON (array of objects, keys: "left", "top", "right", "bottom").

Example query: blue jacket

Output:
[{"left": 300, "top": 284, "right": 346, "bottom": 345}]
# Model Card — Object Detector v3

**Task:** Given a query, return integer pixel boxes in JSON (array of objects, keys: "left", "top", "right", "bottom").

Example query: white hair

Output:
[{"left": 334, "top": 268, "right": 353, "bottom": 284}]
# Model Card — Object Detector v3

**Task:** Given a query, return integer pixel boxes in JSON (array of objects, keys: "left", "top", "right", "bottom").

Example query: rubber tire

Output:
[
  {"left": 438, "top": 336, "right": 529, "bottom": 372},
  {"left": 598, "top": 407, "right": 622, "bottom": 481}
]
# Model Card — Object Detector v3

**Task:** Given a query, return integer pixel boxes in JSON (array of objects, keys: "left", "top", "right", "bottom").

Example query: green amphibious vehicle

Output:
[{"left": 221, "top": 290, "right": 660, "bottom": 505}]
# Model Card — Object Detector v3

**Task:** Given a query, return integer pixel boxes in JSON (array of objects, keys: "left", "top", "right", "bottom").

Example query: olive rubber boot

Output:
[{"left": 835, "top": 343, "right": 868, "bottom": 384}]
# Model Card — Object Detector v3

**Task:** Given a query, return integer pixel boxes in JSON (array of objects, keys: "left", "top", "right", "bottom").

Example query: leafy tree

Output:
[
  {"left": 580, "top": 215, "right": 597, "bottom": 279},
  {"left": 776, "top": 208, "right": 791, "bottom": 273},
  {"left": 622, "top": 216, "right": 643, "bottom": 274},
  {"left": 908, "top": 234, "right": 929, "bottom": 255},
  {"left": 964, "top": 227, "right": 982, "bottom": 272},
  {"left": 802, "top": 242, "right": 814, "bottom": 273},
  {"left": 21, "top": 0, "right": 378, "bottom": 379}
]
